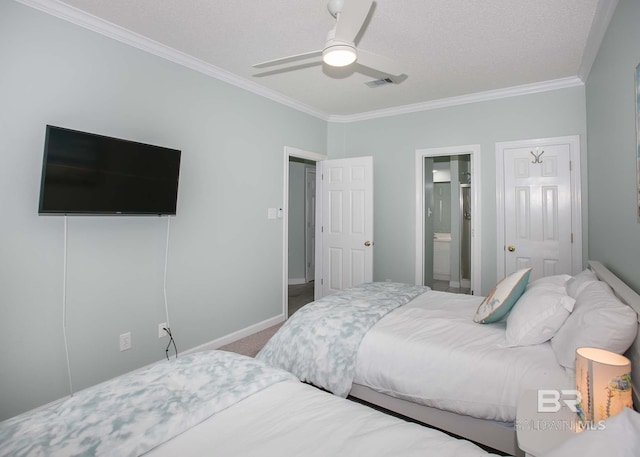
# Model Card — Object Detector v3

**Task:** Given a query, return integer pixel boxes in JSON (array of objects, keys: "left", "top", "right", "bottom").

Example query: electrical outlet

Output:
[
  {"left": 119, "top": 332, "right": 132, "bottom": 351},
  {"left": 158, "top": 322, "right": 167, "bottom": 338}
]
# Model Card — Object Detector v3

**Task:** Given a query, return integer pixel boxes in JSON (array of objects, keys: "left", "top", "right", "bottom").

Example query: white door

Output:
[
  {"left": 316, "top": 156, "right": 374, "bottom": 298},
  {"left": 498, "top": 137, "right": 581, "bottom": 281}
]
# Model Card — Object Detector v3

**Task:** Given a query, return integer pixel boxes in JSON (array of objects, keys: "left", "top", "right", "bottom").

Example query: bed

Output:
[
  {"left": 0, "top": 349, "right": 498, "bottom": 457},
  {"left": 257, "top": 261, "right": 640, "bottom": 456}
]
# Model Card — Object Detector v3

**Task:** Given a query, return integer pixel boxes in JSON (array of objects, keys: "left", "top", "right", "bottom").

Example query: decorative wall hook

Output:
[{"left": 530, "top": 148, "right": 545, "bottom": 164}]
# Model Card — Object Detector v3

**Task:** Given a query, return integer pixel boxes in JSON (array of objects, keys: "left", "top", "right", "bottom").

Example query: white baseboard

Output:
[
  {"left": 461, "top": 279, "right": 471, "bottom": 288},
  {"left": 433, "top": 274, "right": 450, "bottom": 281},
  {"left": 182, "top": 314, "right": 285, "bottom": 356},
  {"left": 449, "top": 280, "right": 461, "bottom": 288},
  {"left": 288, "top": 278, "right": 306, "bottom": 285},
  {"left": 10, "top": 314, "right": 285, "bottom": 420}
]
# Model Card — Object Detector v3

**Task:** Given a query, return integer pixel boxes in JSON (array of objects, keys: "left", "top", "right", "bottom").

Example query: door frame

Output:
[
  {"left": 415, "top": 145, "right": 482, "bottom": 295},
  {"left": 495, "top": 135, "right": 582, "bottom": 280},
  {"left": 283, "top": 146, "right": 327, "bottom": 319}
]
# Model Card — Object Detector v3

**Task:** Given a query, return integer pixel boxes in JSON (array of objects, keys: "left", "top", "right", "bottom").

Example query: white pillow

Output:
[
  {"left": 550, "top": 280, "right": 638, "bottom": 368},
  {"left": 541, "top": 407, "right": 640, "bottom": 457},
  {"left": 527, "top": 274, "right": 572, "bottom": 291},
  {"left": 505, "top": 285, "right": 575, "bottom": 347},
  {"left": 474, "top": 268, "right": 531, "bottom": 324},
  {"left": 566, "top": 268, "right": 598, "bottom": 298}
]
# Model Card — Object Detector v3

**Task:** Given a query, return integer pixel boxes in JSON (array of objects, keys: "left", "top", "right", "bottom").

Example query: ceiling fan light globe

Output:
[{"left": 323, "top": 45, "right": 357, "bottom": 67}]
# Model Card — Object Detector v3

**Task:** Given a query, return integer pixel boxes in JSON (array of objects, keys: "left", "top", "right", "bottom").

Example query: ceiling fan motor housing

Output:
[{"left": 327, "top": 0, "right": 345, "bottom": 18}]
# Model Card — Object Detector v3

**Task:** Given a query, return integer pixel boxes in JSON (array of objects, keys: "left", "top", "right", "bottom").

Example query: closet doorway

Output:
[
  {"left": 495, "top": 136, "right": 582, "bottom": 281},
  {"left": 415, "top": 145, "right": 481, "bottom": 295}
]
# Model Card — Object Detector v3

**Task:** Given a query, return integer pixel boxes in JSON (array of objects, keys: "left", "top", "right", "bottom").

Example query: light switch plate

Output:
[{"left": 119, "top": 332, "right": 132, "bottom": 351}]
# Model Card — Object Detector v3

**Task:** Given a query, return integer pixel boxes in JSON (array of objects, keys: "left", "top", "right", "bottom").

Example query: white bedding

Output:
[
  {"left": 353, "top": 290, "right": 573, "bottom": 422},
  {"left": 1, "top": 349, "right": 497, "bottom": 457},
  {"left": 149, "top": 379, "right": 495, "bottom": 457}
]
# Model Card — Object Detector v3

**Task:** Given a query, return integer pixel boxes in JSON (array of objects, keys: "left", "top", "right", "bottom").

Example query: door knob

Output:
[
  {"left": 364, "top": 241, "right": 372, "bottom": 247},
  {"left": 507, "top": 245, "right": 516, "bottom": 252}
]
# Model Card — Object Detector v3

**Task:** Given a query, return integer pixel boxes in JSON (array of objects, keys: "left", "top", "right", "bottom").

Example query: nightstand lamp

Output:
[{"left": 575, "top": 347, "right": 633, "bottom": 424}]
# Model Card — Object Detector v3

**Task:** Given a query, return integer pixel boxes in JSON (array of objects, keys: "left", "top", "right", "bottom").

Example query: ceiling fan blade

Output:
[
  {"left": 357, "top": 49, "right": 404, "bottom": 78},
  {"left": 254, "top": 50, "right": 323, "bottom": 68},
  {"left": 253, "top": 61, "right": 323, "bottom": 78},
  {"left": 334, "top": 0, "right": 373, "bottom": 43}
]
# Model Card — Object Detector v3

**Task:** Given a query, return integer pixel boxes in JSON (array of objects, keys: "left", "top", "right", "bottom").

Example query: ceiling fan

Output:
[{"left": 253, "top": 0, "right": 404, "bottom": 78}]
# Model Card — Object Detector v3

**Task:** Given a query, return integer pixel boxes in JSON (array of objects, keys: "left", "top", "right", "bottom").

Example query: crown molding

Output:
[
  {"left": 328, "top": 77, "right": 585, "bottom": 123},
  {"left": 577, "top": 0, "right": 619, "bottom": 82},
  {"left": 15, "top": 0, "right": 332, "bottom": 121},
  {"left": 18, "top": 0, "right": 588, "bottom": 125}
]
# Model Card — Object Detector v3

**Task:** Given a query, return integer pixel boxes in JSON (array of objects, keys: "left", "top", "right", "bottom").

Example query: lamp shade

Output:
[{"left": 575, "top": 347, "right": 633, "bottom": 424}]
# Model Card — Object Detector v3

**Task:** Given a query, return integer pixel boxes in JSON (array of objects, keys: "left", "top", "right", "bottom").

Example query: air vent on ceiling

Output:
[{"left": 365, "top": 77, "right": 394, "bottom": 88}]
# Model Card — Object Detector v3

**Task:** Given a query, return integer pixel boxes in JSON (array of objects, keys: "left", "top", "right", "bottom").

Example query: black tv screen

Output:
[{"left": 38, "top": 125, "right": 181, "bottom": 215}]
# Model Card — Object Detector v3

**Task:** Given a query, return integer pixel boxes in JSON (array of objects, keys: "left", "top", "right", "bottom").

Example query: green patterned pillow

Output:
[{"left": 474, "top": 268, "right": 532, "bottom": 324}]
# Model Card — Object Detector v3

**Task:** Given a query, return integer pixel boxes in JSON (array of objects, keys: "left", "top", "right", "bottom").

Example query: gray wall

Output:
[
  {"left": 0, "top": 1, "right": 326, "bottom": 420},
  {"left": 327, "top": 87, "right": 588, "bottom": 294},
  {"left": 586, "top": 0, "right": 640, "bottom": 292}
]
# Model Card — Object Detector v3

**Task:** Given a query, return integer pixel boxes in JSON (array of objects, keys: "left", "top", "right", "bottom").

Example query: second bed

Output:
[{"left": 257, "top": 261, "right": 640, "bottom": 455}]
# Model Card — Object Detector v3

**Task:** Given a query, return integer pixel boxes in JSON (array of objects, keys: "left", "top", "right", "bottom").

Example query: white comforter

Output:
[
  {"left": 1, "top": 349, "right": 497, "bottom": 457},
  {"left": 257, "top": 282, "right": 428, "bottom": 396},
  {"left": 150, "top": 379, "right": 495, "bottom": 457},
  {"left": 353, "top": 290, "right": 573, "bottom": 422}
]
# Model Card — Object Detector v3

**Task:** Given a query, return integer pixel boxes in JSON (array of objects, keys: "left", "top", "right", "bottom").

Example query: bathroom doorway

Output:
[
  {"left": 429, "top": 155, "right": 471, "bottom": 293},
  {"left": 415, "top": 145, "right": 481, "bottom": 295}
]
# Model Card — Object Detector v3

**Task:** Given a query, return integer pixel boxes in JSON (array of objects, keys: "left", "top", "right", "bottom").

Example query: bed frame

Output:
[{"left": 348, "top": 261, "right": 640, "bottom": 456}]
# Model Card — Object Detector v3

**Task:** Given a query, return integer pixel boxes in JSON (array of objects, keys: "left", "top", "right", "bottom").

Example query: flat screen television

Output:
[{"left": 38, "top": 125, "right": 181, "bottom": 215}]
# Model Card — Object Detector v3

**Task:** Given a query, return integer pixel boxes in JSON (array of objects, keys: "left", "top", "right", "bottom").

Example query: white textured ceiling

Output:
[{"left": 35, "top": 0, "right": 605, "bottom": 119}]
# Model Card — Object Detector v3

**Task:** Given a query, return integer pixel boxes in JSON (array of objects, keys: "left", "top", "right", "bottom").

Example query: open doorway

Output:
[
  {"left": 282, "top": 147, "right": 326, "bottom": 319},
  {"left": 415, "top": 145, "right": 481, "bottom": 295},
  {"left": 288, "top": 157, "right": 316, "bottom": 315},
  {"left": 428, "top": 155, "right": 471, "bottom": 293}
]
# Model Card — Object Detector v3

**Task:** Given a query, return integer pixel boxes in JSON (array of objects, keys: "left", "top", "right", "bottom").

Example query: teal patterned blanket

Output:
[
  {"left": 0, "top": 351, "right": 296, "bottom": 457},
  {"left": 256, "top": 282, "right": 429, "bottom": 397}
]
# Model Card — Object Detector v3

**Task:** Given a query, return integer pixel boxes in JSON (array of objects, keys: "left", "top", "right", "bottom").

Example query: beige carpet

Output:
[
  {"left": 218, "top": 323, "right": 283, "bottom": 357},
  {"left": 219, "top": 282, "right": 314, "bottom": 357}
]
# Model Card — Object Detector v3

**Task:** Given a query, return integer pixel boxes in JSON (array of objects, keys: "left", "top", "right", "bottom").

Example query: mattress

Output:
[{"left": 353, "top": 290, "right": 574, "bottom": 422}]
